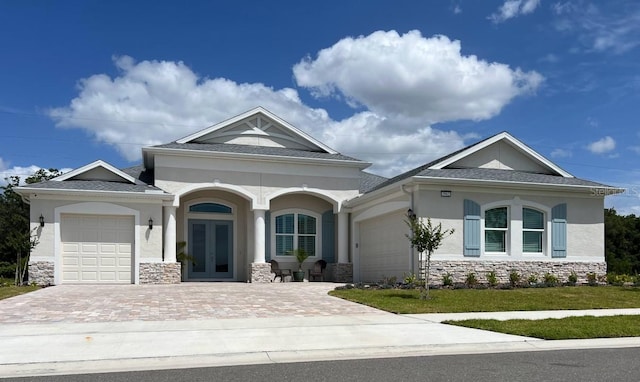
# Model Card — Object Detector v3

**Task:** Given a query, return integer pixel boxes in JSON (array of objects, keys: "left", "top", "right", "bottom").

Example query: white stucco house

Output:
[{"left": 17, "top": 107, "right": 613, "bottom": 285}]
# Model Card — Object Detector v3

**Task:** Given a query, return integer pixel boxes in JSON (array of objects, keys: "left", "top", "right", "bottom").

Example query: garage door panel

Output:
[
  {"left": 359, "top": 211, "right": 409, "bottom": 283},
  {"left": 61, "top": 214, "right": 134, "bottom": 284}
]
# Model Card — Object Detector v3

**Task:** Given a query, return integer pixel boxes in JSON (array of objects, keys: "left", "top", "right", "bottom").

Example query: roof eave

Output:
[
  {"left": 412, "top": 175, "right": 620, "bottom": 193},
  {"left": 15, "top": 187, "right": 174, "bottom": 201}
]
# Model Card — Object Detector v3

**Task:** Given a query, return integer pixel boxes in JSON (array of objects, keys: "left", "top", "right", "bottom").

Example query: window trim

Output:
[
  {"left": 522, "top": 207, "right": 545, "bottom": 255},
  {"left": 271, "top": 209, "right": 322, "bottom": 259},
  {"left": 483, "top": 206, "right": 509, "bottom": 254}
]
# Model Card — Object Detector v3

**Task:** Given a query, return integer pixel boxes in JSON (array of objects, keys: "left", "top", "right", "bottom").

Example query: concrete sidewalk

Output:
[{"left": 2, "top": 309, "right": 640, "bottom": 378}]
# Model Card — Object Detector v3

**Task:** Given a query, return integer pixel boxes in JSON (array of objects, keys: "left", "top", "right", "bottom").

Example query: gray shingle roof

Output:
[
  {"left": 359, "top": 171, "right": 388, "bottom": 193},
  {"left": 25, "top": 165, "right": 167, "bottom": 193},
  {"left": 152, "top": 142, "right": 365, "bottom": 162},
  {"left": 414, "top": 168, "right": 608, "bottom": 187}
]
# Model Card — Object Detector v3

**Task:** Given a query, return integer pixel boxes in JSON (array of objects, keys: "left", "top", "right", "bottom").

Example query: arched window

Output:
[
  {"left": 189, "top": 203, "right": 232, "bottom": 214},
  {"left": 523, "top": 208, "right": 544, "bottom": 253},
  {"left": 485, "top": 207, "right": 508, "bottom": 252}
]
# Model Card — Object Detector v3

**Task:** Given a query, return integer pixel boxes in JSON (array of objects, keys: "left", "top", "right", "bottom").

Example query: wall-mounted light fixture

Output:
[
  {"left": 406, "top": 208, "right": 417, "bottom": 221},
  {"left": 148, "top": 217, "right": 153, "bottom": 230},
  {"left": 39, "top": 214, "right": 45, "bottom": 227}
]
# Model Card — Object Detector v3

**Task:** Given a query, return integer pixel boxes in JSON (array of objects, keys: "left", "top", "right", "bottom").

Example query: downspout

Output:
[{"left": 401, "top": 183, "right": 414, "bottom": 275}]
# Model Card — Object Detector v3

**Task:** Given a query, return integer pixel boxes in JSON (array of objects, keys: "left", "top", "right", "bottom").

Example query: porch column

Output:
[
  {"left": 253, "top": 209, "right": 266, "bottom": 263},
  {"left": 337, "top": 211, "right": 349, "bottom": 263},
  {"left": 163, "top": 205, "right": 177, "bottom": 263}
]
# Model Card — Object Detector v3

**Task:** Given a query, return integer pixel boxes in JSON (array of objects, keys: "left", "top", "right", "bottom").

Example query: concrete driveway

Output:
[{"left": 0, "top": 282, "right": 383, "bottom": 324}]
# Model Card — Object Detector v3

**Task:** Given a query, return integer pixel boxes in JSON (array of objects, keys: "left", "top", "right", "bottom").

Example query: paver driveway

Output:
[{"left": 0, "top": 283, "right": 383, "bottom": 324}]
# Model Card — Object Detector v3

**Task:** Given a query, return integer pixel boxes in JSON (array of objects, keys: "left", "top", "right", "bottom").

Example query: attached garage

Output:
[
  {"left": 358, "top": 210, "right": 410, "bottom": 283},
  {"left": 60, "top": 214, "right": 134, "bottom": 284}
]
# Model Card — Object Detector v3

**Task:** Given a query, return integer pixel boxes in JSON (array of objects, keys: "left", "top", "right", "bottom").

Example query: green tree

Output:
[
  {"left": 406, "top": 217, "right": 454, "bottom": 299},
  {"left": 605, "top": 208, "right": 640, "bottom": 274},
  {"left": 0, "top": 169, "right": 61, "bottom": 284}
]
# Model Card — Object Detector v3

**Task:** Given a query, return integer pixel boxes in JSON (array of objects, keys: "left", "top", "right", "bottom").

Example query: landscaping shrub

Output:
[
  {"left": 0, "top": 262, "right": 15, "bottom": 279},
  {"left": 486, "top": 270, "right": 498, "bottom": 288},
  {"left": 442, "top": 272, "right": 453, "bottom": 287},
  {"left": 509, "top": 271, "right": 521, "bottom": 288},
  {"left": 568, "top": 271, "right": 578, "bottom": 286},
  {"left": 544, "top": 272, "right": 559, "bottom": 287},
  {"left": 465, "top": 272, "right": 478, "bottom": 288}
]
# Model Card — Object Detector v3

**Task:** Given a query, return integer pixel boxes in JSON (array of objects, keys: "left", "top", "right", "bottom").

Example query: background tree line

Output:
[{"left": 605, "top": 208, "right": 640, "bottom": 275}]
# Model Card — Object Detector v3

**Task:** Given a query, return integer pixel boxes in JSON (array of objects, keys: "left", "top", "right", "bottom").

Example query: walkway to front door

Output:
[{"left": 0, "top": 283, "right": 384, "bottom": 324}]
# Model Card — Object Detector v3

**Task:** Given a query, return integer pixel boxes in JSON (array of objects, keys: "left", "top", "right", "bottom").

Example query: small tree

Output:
[{"left": 406, "top": 217, "right": 454, "bottom": 299}]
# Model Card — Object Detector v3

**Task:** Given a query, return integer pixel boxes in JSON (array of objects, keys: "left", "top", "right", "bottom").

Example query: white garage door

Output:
[
  {"left": 359, "top": 210, "right": 410, "bottom": 283},
  {"left": 61, "top": 214, "right": 134, "bottom": 284}
]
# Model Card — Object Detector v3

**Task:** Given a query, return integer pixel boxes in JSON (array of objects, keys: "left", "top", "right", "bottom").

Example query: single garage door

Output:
[
  {"left": 359, "top": 210, "right": 410, "bottom": 283},
  {"left": 61, "top": 214, "right": 134, "bottom": 284}
]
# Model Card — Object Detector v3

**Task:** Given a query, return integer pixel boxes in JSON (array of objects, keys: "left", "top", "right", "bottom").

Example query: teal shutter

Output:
[
  {"left": 264, "top": 211, "right": 271, "bottom": 262},
  {"left": 463, "top": 199, "right": 481, "bottom": 257},
  {"left": 322, "top": 210, "right": 335, "bottom": 263},
  {"left": 551, "top": 203, "right": 567, "bottom": 258}
]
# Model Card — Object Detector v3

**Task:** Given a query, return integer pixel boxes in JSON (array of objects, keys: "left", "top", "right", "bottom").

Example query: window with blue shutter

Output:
[
  {"left": 463, "top": 199, "right": 481, "bottom": 257},
  {"left": 551, "top": 203, "right": 567, "bottom": 258},
  {"left": 321, "top": 210, "right": 335, "bottom": 263}
]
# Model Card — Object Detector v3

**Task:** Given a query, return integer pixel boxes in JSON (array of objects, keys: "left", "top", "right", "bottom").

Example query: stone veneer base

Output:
[
  {"left": 28, "top": 261, "right": 55, "bottom": 286},
  {"left": 327, "top": 263, "right": 353, "bottom": 283},
  {"left": 251, "top": 262, "right": 273, "bottom": 283},
  {"left": 425, "top": 260, "right": 607, "bottom": 286},
  {"left": 139, "top": 262, "right": 181, "bottom": 284}
]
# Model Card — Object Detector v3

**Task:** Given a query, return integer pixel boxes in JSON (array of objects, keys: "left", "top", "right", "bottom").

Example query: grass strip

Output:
[
  {"left": 444, "top": 315, "right": 640, "bottom": 340},
  {"left": 329, "top": 286, "right": 640, "bottom": 313},
  {"left": 0, "top": 280, "right": 40, "bottom": 300}
]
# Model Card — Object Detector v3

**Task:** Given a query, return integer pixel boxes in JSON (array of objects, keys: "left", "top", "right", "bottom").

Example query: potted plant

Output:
[
  {"left": 288, "top": 249, "right": 309, "bottom": 282},
  {"left": 176, "top": 241, "right": 196, "bottom": 281}
]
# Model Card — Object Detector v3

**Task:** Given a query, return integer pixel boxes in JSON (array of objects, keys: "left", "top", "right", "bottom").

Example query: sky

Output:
[{"left": 1, "top": 0, "right": 639, "bottom": 214}]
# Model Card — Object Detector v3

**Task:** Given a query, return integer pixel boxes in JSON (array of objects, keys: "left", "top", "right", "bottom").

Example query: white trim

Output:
[
  {"left": 428, "top": 132, "right": 574, "bottom": 178},
  {"left": 53, "top": 160, "right": 137, "bottom": 183},
  {"left": 54, "top": 202, "right": 140, "bottom": 285},
  {"left": 173, "top": 182, "right": 260, "bottom": 209},
  {"left": 266, "top": 187, "right": 341, "bottom": 213},
  {"left": 176, "top": 106, "right": 339, "bottom": 154},
  {"left": 183, "top": 198, "right": 238, "bottom": 281},
  {"left": 270, "top": 208, "right": 322, "bottom": 260}
]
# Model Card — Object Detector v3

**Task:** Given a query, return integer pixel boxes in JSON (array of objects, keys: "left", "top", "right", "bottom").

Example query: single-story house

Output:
[{"left": 17, "top": 107, "right": 615, "bottom": 285}]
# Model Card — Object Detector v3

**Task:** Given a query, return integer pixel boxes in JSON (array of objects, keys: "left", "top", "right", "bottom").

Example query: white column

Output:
[
  {"left": 253, "top": 209, "right": 266, "bottom": 263},
  {"left": 163, "top": 205, "right": 177, "bottom": 263},
  {"left": 338, "top": 211, "right": 349, "bottom": 263}
]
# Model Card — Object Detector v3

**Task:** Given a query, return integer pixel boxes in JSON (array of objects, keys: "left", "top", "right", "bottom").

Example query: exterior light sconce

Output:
[
  {"left": 407, "top": 208, "right": 417, "bottom": 221},
  {"left": 39, "top": 214, "right": 45, "bottom": 227},
  {"left": 148, "top": 217, "right": 153, "bottom": 230}
]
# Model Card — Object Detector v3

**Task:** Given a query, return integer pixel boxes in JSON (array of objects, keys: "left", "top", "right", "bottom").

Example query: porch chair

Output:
[
  {"left": 308, "top": 259, "right": 327, "bottom": 282},
  {"left": 270, "top": 260, "right": 291, "bottom": 282}
]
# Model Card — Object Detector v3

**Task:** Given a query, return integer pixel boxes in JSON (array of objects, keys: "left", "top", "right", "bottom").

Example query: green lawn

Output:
[
  {"left": 0, "top": 279, "right": 40, "bottom": 300},
  {"left": 445, "top": 315, "right": 640, "bottom": 340},
  {"left": 329, "top": 286, "right": 640, "bottom": 314}
]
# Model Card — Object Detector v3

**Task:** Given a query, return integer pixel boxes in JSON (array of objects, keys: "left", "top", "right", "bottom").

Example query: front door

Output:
[{"left": 188, "top": 219, "right": 233, "bottom": 279}]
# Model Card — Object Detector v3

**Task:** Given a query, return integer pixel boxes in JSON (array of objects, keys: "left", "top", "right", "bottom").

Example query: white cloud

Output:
[
  {"left": 550, "top": 148, "right": 572, "bottom": 158},
  {"left": 453, "top": 4, "right": 462, "bottom": 14},
  {"left": 293, "top": 30, "right": 543, "bottom": 125},
  {"left": 552, "top": 2, "right": 640, "bottom": 54},
  {"left": 0, "top": 158, "right": 42, "bottom": 186},
  {"left": 489, "top": 0, "right": 541, "bottom": 23},
  {"left": 587, "top": 136, "right": 616, "bottom": 154},
  {"left": 630, "top": 146, "right": 640, "bottom": 154},
  {"left": 50, "top": 31, "right": 540, "bottom": 177}
]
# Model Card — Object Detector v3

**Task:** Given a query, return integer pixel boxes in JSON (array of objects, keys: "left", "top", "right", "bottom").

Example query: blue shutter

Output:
[
  {"left": 551, "top": 203, "right": 567, "bottom": 258},
  {"left": 463, "top": 199, "right": 481, "bottom": 257},
  {"left": 264, "top": 211, "right": 271, "bottom": 262},
  {"left": 322, "top": 210, "right": 335, "bottom": 263}
]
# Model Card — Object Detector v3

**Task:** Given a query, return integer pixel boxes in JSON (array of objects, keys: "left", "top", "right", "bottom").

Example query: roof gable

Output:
[
  {"left": 429, "top": 132, "right": 573, "bottom": 178},
  {"left": 176, "top": 107, "right": 337, "bottom": 154},
  {"left": 54, "top": 160, "right": 136, "bottom": 184}
]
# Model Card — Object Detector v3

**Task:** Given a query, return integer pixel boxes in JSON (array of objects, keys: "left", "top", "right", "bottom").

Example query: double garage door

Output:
[
  {"left": 60, "top": 214, "right": 134, "bottom": 284},
  {"left": 359, "top": 210, "right": 409, "bottom": 283}
]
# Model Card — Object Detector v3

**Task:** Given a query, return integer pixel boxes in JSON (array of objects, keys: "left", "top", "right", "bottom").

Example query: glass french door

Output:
[{"left": 188, "top": 219, "right": 233, "bottom": 279}]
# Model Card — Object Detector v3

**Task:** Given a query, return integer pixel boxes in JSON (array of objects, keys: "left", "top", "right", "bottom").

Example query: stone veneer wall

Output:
[
  {"left": 251, "top": 262, "right": 272, "bottom": 283},
  {"left": 28, "top": 261, "right": 55, "bottom": 286},
  {"left": 139, "top": 262, "right": 181, "bottom": 284},
  {"left": 326, "top": 263, "right": 353, "bottom": 283},
  {"left": 426, "top": 260, "right": 607, "bottom": 285}
]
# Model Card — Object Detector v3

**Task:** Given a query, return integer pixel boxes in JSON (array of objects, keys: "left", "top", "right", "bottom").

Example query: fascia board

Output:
[
  {"left": 344, "top": 179, "right": 413, "bottom": 207},
  {"left": 15, "top": 187, "right": 174, "bottom": 201},
  {"left": 146, "top": 146, "right": 371, "bottom": 169},
  {"left": 429, "top": 132, "right": 574, "bottom": 178},
  {"left": 53, "top": 160, "right": 137, "bottom": 184}
]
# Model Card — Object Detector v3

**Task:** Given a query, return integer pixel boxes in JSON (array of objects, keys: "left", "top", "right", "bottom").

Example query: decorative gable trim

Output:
[
  {"left": 53, "top": 160, "right": 136, "bottom": 184},
  {"left": 428, "top": 132, "right": 574, "bottom": 178},
  {"left": 175, "top": 106, "right": 338, "bottom": 154}
]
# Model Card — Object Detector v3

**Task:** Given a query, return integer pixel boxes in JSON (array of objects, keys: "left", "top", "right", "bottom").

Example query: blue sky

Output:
[{"left": 1, "top": 0, "right": 639, "bottom": 214}]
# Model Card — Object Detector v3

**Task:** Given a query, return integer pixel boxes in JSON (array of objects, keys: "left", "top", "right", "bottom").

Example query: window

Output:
[
  {"left": 189, "top": 203, "right": 232, "bottom": 214},
  {"left": 275, "top": 212, "right": 317, "bottom": 257},
  {"left": 523, "top": 208, "right": 544, "bottom": 253},
  {"left": 485, "top": 207, "right": 508, "bottom": 252}
]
